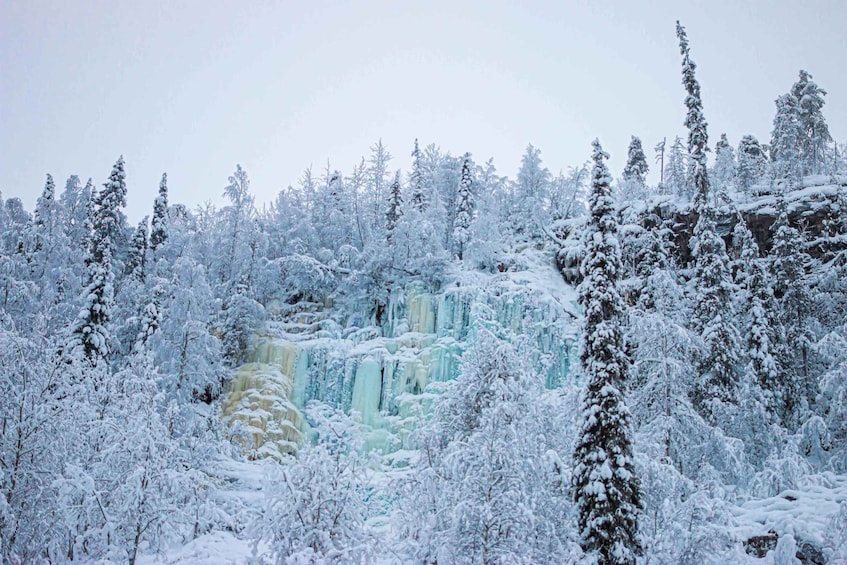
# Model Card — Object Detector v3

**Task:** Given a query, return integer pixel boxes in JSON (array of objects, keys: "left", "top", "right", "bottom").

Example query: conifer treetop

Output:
[{"left": 676, "top": 21, "right": 711, "bottom": 210}]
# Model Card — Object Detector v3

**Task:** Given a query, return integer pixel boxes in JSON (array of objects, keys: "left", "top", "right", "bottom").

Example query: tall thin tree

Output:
[
  {"left": 573, "top": 139, "right": 642, "bottom": 565},
  {"left": 677, "top": 21, "right": 740, "bottom": 416}
]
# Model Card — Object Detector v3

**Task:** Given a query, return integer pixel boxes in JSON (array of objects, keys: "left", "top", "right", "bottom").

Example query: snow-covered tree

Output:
[
  {"left": 791, "top": 70, "right": 832, "bottom": 174},
  {"left": 736, "top": 135, "right": 767, "bottom": 200},
  {"left": 149, "top": 257, "right": 226, "bottom": 402},
  {"left": 464, "top": 158, "right": 508, "bottom": 271},
  {"left": 32, "top": 173, "right": 57, "bottom": 251},
  {"left": 88, "top": 352, "right": 190, "bottom": 564},
  {"left": 149, "top": 172, "right": 168, "bottom": 252},
  {"left": 385, "top": 171, "right": 403, "bottom": 243},
  {"left": 733, "top": 220, "right": 783, "bottom": 415},
  {"left": 125, "top": 218, "right": 148, "bottom": 282},
  {"left": 366, "top": 139, "right": 392, "bottom": 229},
  {"left": 66, "top": 156, "right": 127, "bottom": 365},
  {"left": 664, "top": 136, "right": 688, "bottom": 200},
  {"left": 0, "top": 328, "right": 70, "bottom": 562},
  {"left": 549, "top": 161, "right": 589, "bottom": 221},
  {"left": 452, "top": 153, "right": 474, "bottom": 260},
  {"left": 512, "top": 144, "right": 550, "bottom": 237},
  {"left": 690, "top": 210, "right": 741, "bottom": 415},
  {"left": 397, "top": 331, "right": 578, "bottom": 563},
  {"left": 770, "top": 93, "right": 803, "bottom": 185},
  {"left": 573, "top": 139, "right": 641, "bottom": 564},
  {"left": 623, "top": 136, "right": 649, "bottom": 185},
  {"left": 620, "top": 136, "right": 650, "bottom": 206},
  {"left": 219, "top": 278, "right": 263, "bottom": 366},
  {"left": 677, "top": 21, "right": 710, "bottom": 210},
  {"left": 260, "top": 402, "right": 373, "bottom": 563},
  {"left": 770, "top": 202, "right": 815, "bottom": 427},
  {"left": 409, "top": 138, "right": 427, "bottom": 211},
  {"left": 677, "top": 21, "right": 740, "bottom": 418},
  {"left": 712, "top": 133, "right": 735, "bottom": 201},
  {"left": 219, "top": 164, "right": 255, "bottom": 285}
]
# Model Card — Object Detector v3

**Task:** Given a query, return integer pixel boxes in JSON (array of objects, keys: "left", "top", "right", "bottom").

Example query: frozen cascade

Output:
[{"left": 223, "top": 257, "right": 580, "bottom": 456}]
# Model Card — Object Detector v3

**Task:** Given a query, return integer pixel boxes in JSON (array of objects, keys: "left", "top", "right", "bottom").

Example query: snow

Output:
[
  {"left": 137, "top": 531, "right": 262, "bottom": 565},
  {"left": 731, "top": 473, "right": 847, "bottom": 554}
]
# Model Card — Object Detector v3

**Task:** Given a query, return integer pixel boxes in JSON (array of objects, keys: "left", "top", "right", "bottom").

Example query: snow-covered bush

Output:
[
  {"left": 393, "top": 331, "right": 580, "bottom": 563},
  {"left": 258, "top": 402, "right": 374, "bottom": 563}
]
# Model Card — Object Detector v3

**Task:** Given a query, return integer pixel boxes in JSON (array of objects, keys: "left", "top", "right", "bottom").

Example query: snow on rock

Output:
[{"left": 732, "top": 473, "right": 847, "bottom": 563}]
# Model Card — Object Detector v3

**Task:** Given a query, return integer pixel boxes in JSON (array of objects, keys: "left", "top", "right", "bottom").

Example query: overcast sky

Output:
[{"left": 2, "top": 0, "right": 845, "bottom": 222}]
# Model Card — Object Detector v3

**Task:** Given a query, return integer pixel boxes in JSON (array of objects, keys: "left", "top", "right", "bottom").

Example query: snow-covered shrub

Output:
[
  {"left": 393, "top": 331, "right": 580, "bottom": 563},
  {"left": 258, "top": 402, "right": 374, "bottom": 563}
]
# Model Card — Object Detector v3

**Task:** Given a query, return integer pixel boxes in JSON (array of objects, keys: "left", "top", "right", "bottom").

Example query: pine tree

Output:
[
  {"left": 149, "top": 173, "right": 168, "bottom": 252},
  {"left": 67, "top": 156, "right": 127, "bottom": 365},
  {"left": 452, "top": 153, "right": 474, "bottom": 260},
  {"left": 737, "top": 135, "right": 767, "bottom": 200},
  {"left": 573, "top": 139, "right": 641, "bottom": 565},
  {"left": 677, "top": 21, "right": 741, "bottom": 417},
  {"left": 791, "top": 70, "right": 831, "bottom": 174}
]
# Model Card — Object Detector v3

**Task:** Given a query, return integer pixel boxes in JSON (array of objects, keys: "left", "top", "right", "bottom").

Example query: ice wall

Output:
[{"left": 223, "top": 259, "right": 580, "bottom": 456}]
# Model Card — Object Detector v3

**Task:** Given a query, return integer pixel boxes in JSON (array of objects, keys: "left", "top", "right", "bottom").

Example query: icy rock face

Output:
[
  {"left": 224, "top": 261, "right": 579, "bottom": 456},
  {"left": 221, "top": 358, "right": 303, "bottom": 460}
]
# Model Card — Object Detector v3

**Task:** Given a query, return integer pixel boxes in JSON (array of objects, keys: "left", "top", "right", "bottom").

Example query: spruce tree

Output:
[
  {"left": 770, "top": 201, "right": 815, "bottom": 427},
  {"left": 385, "top": 171, "right": 403, "bottom": 243},
  {"left": 67, "top": 156, "right": 127, "bottom": 365},
  {"left": 33, "top": 173, "right": 56, "bottom": 247},
  {"left": 734, "top": 220, "right": 782, "bottom": 410},
  {"left": 677, "top": 21, "right": 709, "bottom": 210},
  {"left": 31, "top": 174, "right": 59, "bottom": 274},
  {"left": 452, "top": 153, "right": 474, "bottom": 260},
  {"left": 125, "top": 218, "right": 148, "bottom": 283},
  {"left": 149, "top": 172, "right": 168, "bottom": 252},
  {"left": 409, "top": 138, "right": 426, "bottom": 211},
  {"left": 573, "top": 139, "right": 641, "bottom": 565},
  {"left": 691, "top": 214, "right": 741, "bottom": 412},
  {"left": 676, "top": 21, "right": 741, "bottom": 416}
]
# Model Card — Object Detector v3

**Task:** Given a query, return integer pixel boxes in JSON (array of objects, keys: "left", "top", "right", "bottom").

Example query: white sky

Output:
[{"left": 1, "top": 0, "right": 845, "bottom": 222}]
